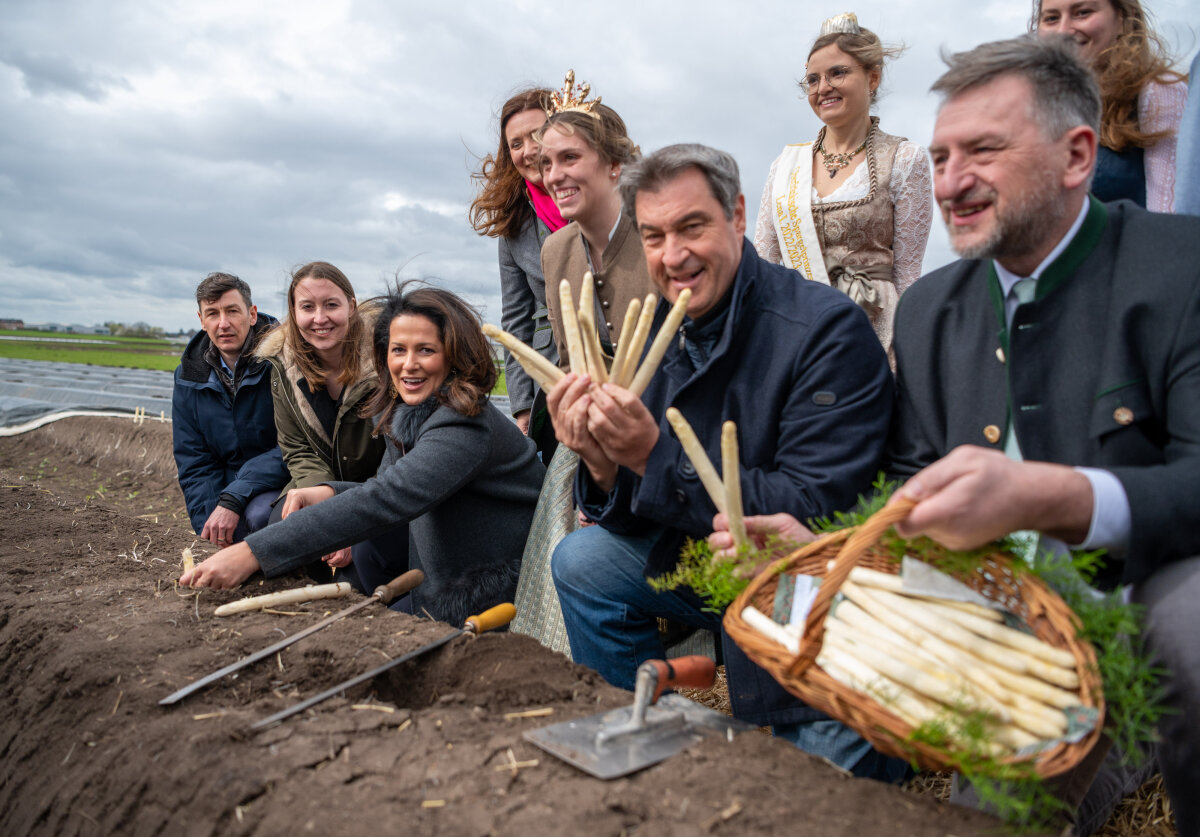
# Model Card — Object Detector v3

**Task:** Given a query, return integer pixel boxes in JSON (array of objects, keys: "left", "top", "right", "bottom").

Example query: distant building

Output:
[{"left": 0, "top": 318, "right": 24, "bottom": 330}]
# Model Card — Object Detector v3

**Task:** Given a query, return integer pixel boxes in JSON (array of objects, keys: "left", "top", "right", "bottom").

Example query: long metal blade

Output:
[
  {"left": 250, "top": 627, "right": 465, "bottom": 729},
  {"left": 159, "top": 595, "right": 380, "bottom": 705}
]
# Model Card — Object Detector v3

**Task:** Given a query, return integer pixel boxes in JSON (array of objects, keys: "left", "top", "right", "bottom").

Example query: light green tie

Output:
[{"left": 1005, "top": 277, "right": 1042, "bottom": 564}]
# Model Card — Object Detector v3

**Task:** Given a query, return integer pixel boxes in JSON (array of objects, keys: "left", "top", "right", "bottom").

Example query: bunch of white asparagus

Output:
[
  {"left": 742, "top": 565, "right": 1083, "bottom": 756},
  {"left": 482, "top": 273, "right": 691, "bottom": 396}
]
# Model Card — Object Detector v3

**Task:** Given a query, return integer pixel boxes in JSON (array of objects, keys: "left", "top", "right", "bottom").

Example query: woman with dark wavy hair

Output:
[
  {"left": 1034, "top": 0, "right": 1188, "bottom": 211},
  {"left": 182, "top": 283, "right": 545, "bottom": 626},
  {"left": 470, "top": 87, "right": 562, "bottom": 441}
]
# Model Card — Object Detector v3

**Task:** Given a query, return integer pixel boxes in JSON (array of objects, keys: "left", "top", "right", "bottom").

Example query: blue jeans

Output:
[
  {"left": 552, "top": 524, "right": 909, "bottom": 782},
  {"left": 551, "top": 525, "right": 722, "bottom": 691}
]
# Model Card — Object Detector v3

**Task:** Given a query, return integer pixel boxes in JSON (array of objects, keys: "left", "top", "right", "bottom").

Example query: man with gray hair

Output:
[
  {"left": 886, "top": 36, "right": 1200, "bottom": 833},
  {"left": 547, "top": 143, "right": 899, "bottom": 777}
]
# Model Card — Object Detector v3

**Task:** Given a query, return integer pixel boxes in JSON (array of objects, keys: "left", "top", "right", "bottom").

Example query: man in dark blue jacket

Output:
[
  {"left": 172, "top": 273, "right": 287, "bottom": 546},
  {"left": 547, "top": 144, "right": 897, "bottom": 777}
]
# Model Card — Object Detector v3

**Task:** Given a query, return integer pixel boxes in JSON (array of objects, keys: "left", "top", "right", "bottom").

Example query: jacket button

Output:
[
  {"left": 602, "top": 300, "right": 610, "bottom": 308},
  {"left": 674, "top": 488, "right": 687, "bottom": 504},
  {"left": 983, "top": 425, "right": 1001, "bottom": 444},
  {"left": 606, "top": 321, "right": 613, "bottom": 330},
  {"left": 595, "top": 279, "right": 605, "bottom": 288},
  {"left": 1113, "top": 407, "right": 1134, "bottom": 425},
  {"left": 680, "top": 461, "right": 696, "bottom": 477}
]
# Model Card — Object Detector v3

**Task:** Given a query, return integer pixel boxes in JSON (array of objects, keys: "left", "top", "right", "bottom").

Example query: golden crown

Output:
[{"left": 547, "top": 70, "right": 602, "bottom": 117}]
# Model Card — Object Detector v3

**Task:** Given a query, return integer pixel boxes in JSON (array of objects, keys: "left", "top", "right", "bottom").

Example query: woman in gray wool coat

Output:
[{"left": 181, "top": 284, "right": 546, "bottom": 626}]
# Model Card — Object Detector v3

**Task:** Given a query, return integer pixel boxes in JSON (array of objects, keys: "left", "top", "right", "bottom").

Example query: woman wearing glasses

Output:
[{"left": 754, "top": 13, "right": 932, "bottom": 364}]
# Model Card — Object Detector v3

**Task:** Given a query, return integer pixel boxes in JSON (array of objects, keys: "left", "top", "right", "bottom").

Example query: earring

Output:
[{"left": 389, "top": 381, "right": 398, "bottom": 398}]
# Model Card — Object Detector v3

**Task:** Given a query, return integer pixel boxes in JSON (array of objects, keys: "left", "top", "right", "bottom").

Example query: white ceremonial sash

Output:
[{"left": 771, "top": 143, "right": 831, "bottom": 286}]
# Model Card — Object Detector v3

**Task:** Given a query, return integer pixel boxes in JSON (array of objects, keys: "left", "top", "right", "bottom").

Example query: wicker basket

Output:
[{"left": 722, "top": 498, "right": 1104, "bottom": 777}]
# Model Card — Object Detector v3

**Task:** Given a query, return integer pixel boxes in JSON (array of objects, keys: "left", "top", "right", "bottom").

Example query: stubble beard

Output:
[{"left": 947, "top": 175, "right": 1068, "bottom": 264}]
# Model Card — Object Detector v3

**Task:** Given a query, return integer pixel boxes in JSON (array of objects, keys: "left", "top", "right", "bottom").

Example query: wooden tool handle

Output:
[
  {"left": 465, "top": 603, "right": 517, "bottom": 634},
  {"left": 645, "top": 655, "right": 716, "bottom": 702},
  {"left": 374, "top": 569, "right": 424, "bottom": 605}
]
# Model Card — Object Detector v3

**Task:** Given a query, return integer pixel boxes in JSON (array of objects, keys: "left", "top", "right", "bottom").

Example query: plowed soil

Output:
[{"left": 0, "top": 417, "right": 1026, "bottom": 836}]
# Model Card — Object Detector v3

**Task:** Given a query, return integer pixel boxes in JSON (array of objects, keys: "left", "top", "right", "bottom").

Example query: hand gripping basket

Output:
[{"left": 722, "top": 498, "right": 1104, "bottom": 776}]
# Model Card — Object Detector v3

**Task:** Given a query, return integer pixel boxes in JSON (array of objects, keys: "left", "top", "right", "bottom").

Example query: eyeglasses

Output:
[{"left": 800, "top": 65, "right": 855, "bottom": 93}]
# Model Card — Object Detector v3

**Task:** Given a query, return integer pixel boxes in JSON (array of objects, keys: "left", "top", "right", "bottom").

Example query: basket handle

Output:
[{"left": 786, "top": 496, "right": 917, "bottom": 677}]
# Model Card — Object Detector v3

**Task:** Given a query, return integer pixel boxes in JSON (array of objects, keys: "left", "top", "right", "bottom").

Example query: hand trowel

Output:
[{"left": 524, "top": 655, "right": 755, "bottom": 779}]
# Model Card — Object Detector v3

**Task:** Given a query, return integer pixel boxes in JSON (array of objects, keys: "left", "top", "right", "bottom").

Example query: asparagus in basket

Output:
[{"left": 740, "top": 563, "right": 1085, "bottom": 755}]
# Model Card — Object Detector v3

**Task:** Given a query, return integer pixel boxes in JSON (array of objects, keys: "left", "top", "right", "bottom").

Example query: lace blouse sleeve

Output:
[
  {"left": 888, "top": 141, "right": 933, "bottom": 293},
  {"left": 1141, "top": 78, "right": 1188, "bottom": 213},
  {"left": 753, "top": 154, "right": 783, "bottom": 264}
]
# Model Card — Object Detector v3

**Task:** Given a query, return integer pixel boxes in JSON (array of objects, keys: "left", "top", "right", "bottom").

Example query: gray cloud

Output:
[{"left": 0, "top": 0, "right": 1196, "bottom": 333}]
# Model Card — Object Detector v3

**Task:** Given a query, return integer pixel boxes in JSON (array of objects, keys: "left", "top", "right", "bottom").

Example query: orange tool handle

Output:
[
  {"left": 465, "top": 603, "right": 517, "bottom": 634},
  {"left": 374, "top": 570, "right": 425, "bottom": 605},
  {"left": 646, "top": 656, "right": 717, "bottom": 702}
]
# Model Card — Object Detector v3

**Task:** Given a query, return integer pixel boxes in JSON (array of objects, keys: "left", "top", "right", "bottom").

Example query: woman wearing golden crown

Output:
[
  {"left": 753, "top": 13, "right": 932, "bottom": 365},
  {"left": 508, "top": 73, "right": 656, "bottom": 656},
  {"left": 537, "top": 71, "right": 651, "bottom": 368}
]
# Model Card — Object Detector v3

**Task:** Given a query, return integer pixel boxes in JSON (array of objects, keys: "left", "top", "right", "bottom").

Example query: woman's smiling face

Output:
[
  {"left": 539, "top": 123, "right": 618, "bottom": 227},
  {"left": 293, "top": 277, "right": 352, "bottom": 358},
  {"left": 805, "top": 44, "right": 877, "bottom": 130},
  {"left": 1037, "top": 1, "right": 1124, "bottom": 66},
  {"left": 387, "top": 313, "right": 447, "bottom": 406}
]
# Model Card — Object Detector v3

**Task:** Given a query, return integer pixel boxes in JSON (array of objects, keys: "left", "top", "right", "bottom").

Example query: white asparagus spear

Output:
[
  {"left": 826, "top": 615, "right": 1013, "bottom": 723},
  {"left": 482, "top": 325, "right": 565, "bottom": 390},
  {"left": 665, "top": 407, "right": 726, "bottom": 514},
  {"left": 819, "top": 648, "right": 1015, "bottom": 755},
  {"left": 919, "top": 598, "right": 1078, "bottom": 669},
  {"left": 844, "top": 580, "right": 1080, "bottom": 709},
  {"left": 721, "top": 421, "right": 748, "bottom": 551},
  {"left": 742, "top": 606, "right": 799, "bottom": 654},
  {"left": 840, "top": 583, "right": 1076, "bottom": 720},
  {"left": 557, "top": 279, "right": 586, "bottom": 375},
  {"left": 577, "top": 276, "right": 609, "bottom": 383},
  {"left": 824, "top": 630, "right": 1004, "bottom": 720},
  {"left": 213, "top": 582, "right": 353, "bottom": 616},
  {"left": 833, "top": 601, "right": 1066, "bottom": 738},
  {"left": 608, "top": 297, "right": 642, "bottom": 390},
  {"left": 836, "top": 596, "right": 1009, "bottom": 703},
  {"left": 614, "top": 293, "right": 658, "bottom": 388},
  {"left": 864, "top": 586, "right": 1080, "bottom": 690},
  {"left": 181, "top": 546, "right": 195, "bottom": 574},
  {"left": 818, "top": 654, "right": 935, "bottom": 729},
  {"left": 921, "top": 597, "right": 1005, "bottom": 622},
  {"left": 628, "top": 289, "right": 692, "bottom": 396},
  {"left": 829, "top": 562, "right": 1004, "bottom": 622}
]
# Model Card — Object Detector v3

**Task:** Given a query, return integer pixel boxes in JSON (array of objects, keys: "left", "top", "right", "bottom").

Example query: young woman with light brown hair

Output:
[{"left": 1034, "top": 0, "right": 1188, "bottom": 211}]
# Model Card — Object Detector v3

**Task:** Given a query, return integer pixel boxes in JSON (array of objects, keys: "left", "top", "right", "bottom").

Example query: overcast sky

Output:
[{"left": 2, "top": 0, "right": 1197, "bottom": 332}]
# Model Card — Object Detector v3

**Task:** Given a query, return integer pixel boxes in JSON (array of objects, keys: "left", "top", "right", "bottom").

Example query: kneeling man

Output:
[
  {"left": 173, "top": 272, "right": 288, "bottom": 546},
  {"left": 549, "top": 144, "right": 898, "bottom": 776}
]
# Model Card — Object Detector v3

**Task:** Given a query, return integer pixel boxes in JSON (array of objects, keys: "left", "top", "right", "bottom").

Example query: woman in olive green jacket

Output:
[{"left": 257, "top": 262, "right": 385, "bottom": 571}]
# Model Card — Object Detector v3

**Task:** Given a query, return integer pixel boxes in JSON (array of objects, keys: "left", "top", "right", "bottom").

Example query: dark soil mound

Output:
[{"left": 0, "top": 417, "right": 1024, "bottom": 836}]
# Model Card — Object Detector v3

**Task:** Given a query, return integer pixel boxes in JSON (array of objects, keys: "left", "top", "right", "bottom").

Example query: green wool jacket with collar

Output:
[{"left": 255, "top": 311, "right": 385, "bottom": 494}]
